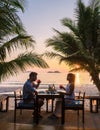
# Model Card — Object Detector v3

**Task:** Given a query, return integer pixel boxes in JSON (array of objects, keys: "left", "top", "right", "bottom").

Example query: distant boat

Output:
[
  {"left": 24, "top": 71, "right": 31, "bottom": 73},
  {"left": 47, "top": 71, "right": 61, "bottom": 73},
  {"left": 54, "top": 71, "right": 61, "bottom": 73}
]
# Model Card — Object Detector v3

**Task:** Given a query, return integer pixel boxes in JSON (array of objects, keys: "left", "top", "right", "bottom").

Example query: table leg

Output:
[
  {"left": 90, "top": 99, "right": 92, "bottom": 112},
  {"left": 35, "top": 96, "right": 39, "bottom": 124},
  {"left": 90, "top": 99, "right": 98, "bottom": 113},
  {"left": 6, "top": 96, "right": 9, "bottom": 112},
  {"left": 51, "top": 99, "right": 54, "bottom": 112},
  {"left": 96, "top": 99, "right": 98, "bottom": 113},
  {"left": 61, "top": 96, "right": 64, "bottom": 124},
  {"left": 46, "top": 99, "right": 48, "bottom": 112}
]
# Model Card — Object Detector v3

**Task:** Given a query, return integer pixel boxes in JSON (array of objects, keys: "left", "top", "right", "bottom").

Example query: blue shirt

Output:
[{"left": 23, "top": 80, "right": 35, "bottom": 100}]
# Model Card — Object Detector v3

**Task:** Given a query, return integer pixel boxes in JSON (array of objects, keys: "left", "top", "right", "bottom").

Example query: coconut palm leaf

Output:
[
  {"left": 0, "top": 34, "right": 35, "bottom": 61},
  {"left": 45, "top": 0, "right": 100, "bottom": 91},
  {"left": 0, "top": 0, "right": 49, "bottom": 81},
  {"left": 0, "top": 0, "right": 25, "bottom": 39},
  {"left": 0, "top": 52, "right": 48, "bottom": 81},
  {"left": 0, "top": 0, "right": 25, "bottom": 12}
]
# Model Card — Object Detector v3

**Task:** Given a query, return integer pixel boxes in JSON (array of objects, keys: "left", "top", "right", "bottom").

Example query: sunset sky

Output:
[{"left": 19, "top": 0, "right": 88, "bottom": 72}]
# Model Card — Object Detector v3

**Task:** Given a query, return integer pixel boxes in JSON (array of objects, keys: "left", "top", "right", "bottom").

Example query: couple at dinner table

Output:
[{"left": 23, "top": 71, "right": 75, "bottom": 119}]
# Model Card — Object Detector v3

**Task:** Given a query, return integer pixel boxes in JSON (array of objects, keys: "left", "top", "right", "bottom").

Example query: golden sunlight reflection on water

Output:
[{"left": 75, "top": 72, "right": 80, "bottom": 85}]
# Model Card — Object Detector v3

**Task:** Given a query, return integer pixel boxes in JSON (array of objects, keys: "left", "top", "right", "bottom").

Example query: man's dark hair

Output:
[{"left": 29, "top": 72, "right": 37, "bottom": 78}]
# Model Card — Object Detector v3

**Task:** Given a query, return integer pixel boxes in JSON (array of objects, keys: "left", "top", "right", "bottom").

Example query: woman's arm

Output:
[{"left": 59, "top": 85, "right": 66, "bottom": 91}]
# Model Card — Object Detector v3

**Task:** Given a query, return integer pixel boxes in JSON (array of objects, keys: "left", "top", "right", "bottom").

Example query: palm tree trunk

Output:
[{"left": 90, "top": 71, "right": 100, "bottom": 92}]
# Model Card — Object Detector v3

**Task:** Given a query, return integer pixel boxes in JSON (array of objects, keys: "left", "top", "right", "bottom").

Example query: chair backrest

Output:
[
  {"left": 14, "top": 89, "right": 22, "bottom": 107},
  {"left": 79, "top": 91, "right": 85, "bottom": 100},
  {"left": 76, "top": 91, "right": 85, "bottom": 98},
  {"left": 14, "top": 89, "right": 22, "bottom": 99},
  {"left": 78, "top": 91, "right": 85, "bottom": 106}
]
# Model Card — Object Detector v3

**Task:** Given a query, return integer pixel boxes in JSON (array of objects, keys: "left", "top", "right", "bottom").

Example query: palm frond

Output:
[
  {"left": 45, "top": 0, "right": 100, "bottom": 91},
  {"left": 0, "top": 0, "right": 26, "bottom": 39},
  {"left": 10, "top": 0, "right": 25, "bottom": 12},
  {"left": 0, "top": 35, "right": 35, "bottom": 61},
  {"left": 0, "top": 0, "right": 25, "bottom": 12},
  {"left": 61, "top": 18, "right": 79, "bottom": 36},
  {"left": 0, "top": 52, "right": 49, "bottom": 81},
  {"left": 43, "top": 51, "right": 62, "bottom": 59},
  {"left": 0, "top": 0, "right": 49, "bottom": 82}
]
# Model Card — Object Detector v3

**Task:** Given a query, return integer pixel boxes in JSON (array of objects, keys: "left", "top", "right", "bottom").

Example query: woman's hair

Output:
[{"left": 67, "top": 73, "right": 75, "bottom": 82}]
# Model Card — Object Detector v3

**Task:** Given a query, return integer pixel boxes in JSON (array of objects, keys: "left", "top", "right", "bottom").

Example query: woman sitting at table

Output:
[{"left": 48, "top": 73, "right": 75, "bottom": 119}]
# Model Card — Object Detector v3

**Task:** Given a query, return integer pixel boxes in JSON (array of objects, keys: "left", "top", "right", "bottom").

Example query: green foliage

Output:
[
  {"left": 0, "top": 0, "right": 48, "bottom": 82},
  {"left": 45, "top": 0, "right": 100, "bottom": 90},
  {"left": 46, "top": 0, "right": 100, "bottom": 71}
]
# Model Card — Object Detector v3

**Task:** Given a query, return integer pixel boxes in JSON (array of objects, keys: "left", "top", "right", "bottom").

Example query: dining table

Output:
[
  {"left": 35, "top": 91, "right": 65, "bottom": 124},
  {"left": 85, "top": 95, "right": 100, "bottom": 113}
]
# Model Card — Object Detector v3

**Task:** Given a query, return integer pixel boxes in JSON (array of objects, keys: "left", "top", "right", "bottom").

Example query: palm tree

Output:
[
  {"left": 0, "top": 0, "right": 48, "bottom": 81},
  {"left": 45, "top": 0, "right": 100, "bottom": 91}
]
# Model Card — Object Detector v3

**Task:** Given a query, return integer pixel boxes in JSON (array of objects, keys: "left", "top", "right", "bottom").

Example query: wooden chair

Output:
[
  {"left": 14, "top": 89, "right": 36, "bottom": 123},
  {"left": 64, "top": 91, "right": 85, "bottom": 124}
]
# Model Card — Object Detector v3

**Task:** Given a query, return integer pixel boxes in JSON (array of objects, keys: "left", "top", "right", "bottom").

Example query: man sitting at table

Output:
[{"left": 23, "top": 71, "right": 44, "bottom": 118}]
